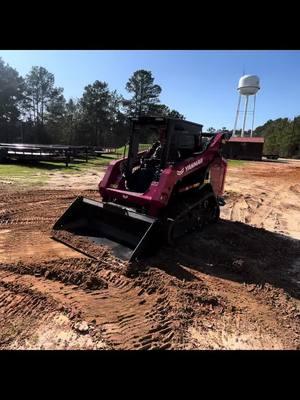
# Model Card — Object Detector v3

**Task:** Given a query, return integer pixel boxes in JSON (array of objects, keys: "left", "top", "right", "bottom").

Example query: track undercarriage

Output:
[{"left": 166, "top": 185, "right": 220, "bottom": 245}]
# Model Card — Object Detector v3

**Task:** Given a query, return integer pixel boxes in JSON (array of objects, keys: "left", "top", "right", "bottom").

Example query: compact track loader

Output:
[{"left": 52, "top": 117, "right": 228, "bottom": 261}]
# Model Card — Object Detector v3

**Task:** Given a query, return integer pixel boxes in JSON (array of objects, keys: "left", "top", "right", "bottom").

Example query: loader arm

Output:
[{"left": 99, "top": 132, "right": 227, "bottom": 217}]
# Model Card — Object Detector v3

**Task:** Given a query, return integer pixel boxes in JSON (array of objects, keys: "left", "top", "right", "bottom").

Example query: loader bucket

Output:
[{"left": 52, "top": 197, "right": 160, "bottom": 261}]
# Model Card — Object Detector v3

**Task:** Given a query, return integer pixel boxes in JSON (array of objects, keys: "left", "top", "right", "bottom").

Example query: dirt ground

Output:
[{"left": 0, "top": 159, "right": 299, "bottom": 350}]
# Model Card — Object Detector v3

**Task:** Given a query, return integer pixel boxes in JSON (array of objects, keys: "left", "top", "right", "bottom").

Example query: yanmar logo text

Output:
[{"left": 176, "top": 158, "right": 203, "bottom": 176}]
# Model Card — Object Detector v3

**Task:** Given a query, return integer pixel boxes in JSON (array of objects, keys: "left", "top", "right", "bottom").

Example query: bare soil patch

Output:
[{"left": 0, "top": 160, "right": 299, "bottom": 349}]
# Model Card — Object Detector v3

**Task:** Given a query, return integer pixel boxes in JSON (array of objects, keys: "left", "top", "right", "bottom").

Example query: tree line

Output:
[
  {"left": 254, "top": 117, "right": 300, "bottom": 158},
  {"left": 2, "top": 56, "right": 299, "bottom": 157},
  {"left": 0, "top": 58, "right": 185, "bottom": 147}
]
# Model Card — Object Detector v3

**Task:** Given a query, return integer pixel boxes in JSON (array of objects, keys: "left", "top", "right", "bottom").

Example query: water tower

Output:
[{"left": 233, "top": 75, "right": 260, "bottom": 137}]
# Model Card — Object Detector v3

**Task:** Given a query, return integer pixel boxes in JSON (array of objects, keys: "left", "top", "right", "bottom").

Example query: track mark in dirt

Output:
[
  {"left": 0, "top": 277, "right": 57, "bottom": 347},
  {"left": 0, "top": 189, "right": 100, "bottom": 263},
  {"left": 223, "top": 162, "right": 300, "bottom": 240},
  {"left": 0, "top": 270, "right": 108, "bottom": 349},
  {"left": 0, "top": 259, "right": 184, "bottom": 349},
  {"left": 0, "top": 237, "right": 299, "bottom": 349},
  {"left": 223, "top": 186, "right": 300, "bottom": 238}
]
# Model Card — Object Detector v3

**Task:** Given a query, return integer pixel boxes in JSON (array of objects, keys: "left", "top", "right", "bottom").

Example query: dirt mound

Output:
[
  {"left": 0, "top": 258, "right": 109, "bottom": 291},
  {"left": 51, "top": 230, "right": 113, "bottom": 261}
]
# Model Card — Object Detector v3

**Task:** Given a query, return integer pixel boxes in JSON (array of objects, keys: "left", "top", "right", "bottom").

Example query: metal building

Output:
[{"left": 222, "top": 136, "right": 264, "bottom": 161}]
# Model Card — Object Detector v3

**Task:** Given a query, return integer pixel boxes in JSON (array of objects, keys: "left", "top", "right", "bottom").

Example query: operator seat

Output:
[{"left": 126, "top": 143, "right": 161, "bottom": 193}]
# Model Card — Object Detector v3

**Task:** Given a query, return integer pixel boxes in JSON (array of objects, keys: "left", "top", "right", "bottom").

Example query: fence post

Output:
[{"left": 66, "top": 150, "right": 70, "bottom": 167}]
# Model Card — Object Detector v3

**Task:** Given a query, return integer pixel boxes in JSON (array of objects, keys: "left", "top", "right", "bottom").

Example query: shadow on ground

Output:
[
  {"left": 145, "top": 219, "right": 300, "bottom": 300},
  {"left": 1, "top": 159, "right": 89, "bottom": 171}
]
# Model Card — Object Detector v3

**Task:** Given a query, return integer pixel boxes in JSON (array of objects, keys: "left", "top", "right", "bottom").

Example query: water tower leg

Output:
[
  {"left": 251, "top": 94, "right": 256, "bottom": 137},
  {"left": 233, "top": 94, "right": 241, "bottom": 136},
  {"left": 242, "top": 95, "right": 249, "bottom": 137}
]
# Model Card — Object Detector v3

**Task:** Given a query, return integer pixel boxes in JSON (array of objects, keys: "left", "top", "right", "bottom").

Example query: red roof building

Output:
[{"left": 223, "top": 136, "right": 265, "bottom": 161}]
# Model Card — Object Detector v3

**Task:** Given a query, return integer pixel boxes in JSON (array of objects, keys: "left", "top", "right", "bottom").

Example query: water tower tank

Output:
[{"left": 238, "top": 75, "right": 260, "bottom": 95}]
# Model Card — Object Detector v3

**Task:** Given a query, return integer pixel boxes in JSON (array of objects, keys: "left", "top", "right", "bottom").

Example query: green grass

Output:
[
  {"left": 39, "top": 154, "right": 119, "bottom": 172},
  {"left": 0, "top": 163, "right": 49, "bottom": 187},
  {"left": 0, "top": 164, "right": 47, "bottom": 177},
  {"left": 0, "top": 145, "right": 150, "bottom": 188},
  {"left": 116, "top": 143, "right": 151, "bottom": 157},
  {"left": 0, "top": 151, "right": 246, "bottom": 189},
  {"left": 0, "top": 154, "right": 120, "bottom": 188},
  {"left": 0, "top": 154, "right": 118, "bottom": 176},
  {"left": 228, "top": 159, "right": 246, "bottom": 167},
  {"left": 116, "top": 145, "right": 127, "bottom": 156}
]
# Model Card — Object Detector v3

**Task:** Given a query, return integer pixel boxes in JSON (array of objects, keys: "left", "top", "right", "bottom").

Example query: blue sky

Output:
[{"left": 0, "top": 50, "right": 299, "bottom": 130}]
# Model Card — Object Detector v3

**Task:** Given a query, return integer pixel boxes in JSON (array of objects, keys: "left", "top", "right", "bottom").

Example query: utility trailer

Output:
[{"left": 0, "top": 143, "right": 90, "bottom": 166}]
